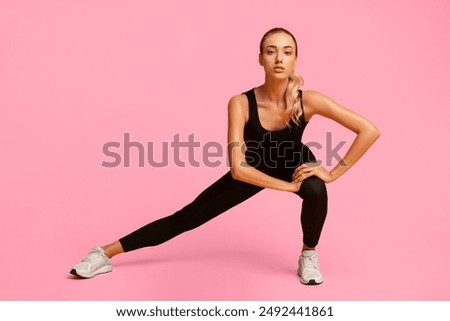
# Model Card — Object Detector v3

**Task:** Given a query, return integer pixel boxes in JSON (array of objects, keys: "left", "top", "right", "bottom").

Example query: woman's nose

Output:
[{"left": 275, "top": 54, "right": 282, "bottom": 63}]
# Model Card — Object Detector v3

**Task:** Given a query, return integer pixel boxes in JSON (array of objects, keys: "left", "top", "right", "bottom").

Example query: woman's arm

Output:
[
  {"left": 227, "top": 94, "right": 301, "bottom": 192},
  {"left": 293, "top": 90, "right": 381, "bottom": 183}
]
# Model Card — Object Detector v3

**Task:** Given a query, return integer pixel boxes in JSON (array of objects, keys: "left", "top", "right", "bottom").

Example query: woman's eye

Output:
[{"left": 285, "top": 52, "right": 292, "bottom": 56}]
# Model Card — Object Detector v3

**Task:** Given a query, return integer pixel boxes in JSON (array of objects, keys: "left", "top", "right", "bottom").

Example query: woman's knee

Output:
[{"left": 297, "top": 176, "right": 328, "bottom": 200}]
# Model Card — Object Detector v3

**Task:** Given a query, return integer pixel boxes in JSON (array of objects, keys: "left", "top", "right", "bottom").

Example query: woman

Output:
[{"left": 70, "top": 27, "right": 380, "bottom": 285}]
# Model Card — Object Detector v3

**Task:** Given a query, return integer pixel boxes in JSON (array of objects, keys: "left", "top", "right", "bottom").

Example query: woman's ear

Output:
[{"left": 258, "top": 54, "right": 263, "bottom": 66}]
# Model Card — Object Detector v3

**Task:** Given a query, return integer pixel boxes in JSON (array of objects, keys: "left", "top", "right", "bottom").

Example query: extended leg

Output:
[{"left": 118, "top": 171, "right": 264, "bottom": 252}]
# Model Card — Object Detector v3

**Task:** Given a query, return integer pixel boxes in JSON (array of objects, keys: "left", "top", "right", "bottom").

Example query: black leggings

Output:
[{"left": 119, "top": 169, "right": 328, "bottom": 252}]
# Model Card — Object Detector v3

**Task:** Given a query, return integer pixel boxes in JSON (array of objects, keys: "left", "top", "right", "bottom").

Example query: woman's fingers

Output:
[
  {"left": 292, "top": 162, "right": 320, "bottom": 181},
  {"left": 293, "top": 169, "right": 312, "bottom": 181},
  {"left": 292, "top": 162, "right": 333, "bottom": 183},
  {"left": 292, "top": 164, "right": 307, "bottom": 179},
  {"left": 294, "top": 171, "right": 313, "bottom": 182}
]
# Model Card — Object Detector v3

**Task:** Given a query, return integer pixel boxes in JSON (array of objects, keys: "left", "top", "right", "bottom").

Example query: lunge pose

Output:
[{"left": 70, "top": 27, "right": 380, "bottom": 285}]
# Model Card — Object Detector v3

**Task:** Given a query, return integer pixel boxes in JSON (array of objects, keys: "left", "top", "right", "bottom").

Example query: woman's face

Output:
[{"left": 259, "top": 32, "right": 297, "bottom": 79}]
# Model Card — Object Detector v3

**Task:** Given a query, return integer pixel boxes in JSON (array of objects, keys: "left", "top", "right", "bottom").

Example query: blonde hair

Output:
[{"left": 259, "top": 27, "right": 305, "bottom": 127}]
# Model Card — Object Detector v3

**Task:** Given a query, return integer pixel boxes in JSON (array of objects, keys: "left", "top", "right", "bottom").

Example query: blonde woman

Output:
[{"left": 71, "top": 27, "right": 380, "bottom": 285}]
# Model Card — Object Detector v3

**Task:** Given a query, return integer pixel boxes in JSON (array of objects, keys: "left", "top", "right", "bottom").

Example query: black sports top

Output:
[{"left": 242, "top": 88, "right": 312, "bottom": 175}]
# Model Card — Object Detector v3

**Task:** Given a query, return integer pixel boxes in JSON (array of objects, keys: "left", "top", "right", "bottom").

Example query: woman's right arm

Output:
[{"left": 227, "top": 94, "right": 301, "bottom": 192}]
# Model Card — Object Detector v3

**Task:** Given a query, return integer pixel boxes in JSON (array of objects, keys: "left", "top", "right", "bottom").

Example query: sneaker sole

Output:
[
  {"left": 70, "top": 265, "right": 112, "bottom": 279},
  {"left": 300, "top": 278, "right": 323, "bottom": 285},
  {"left": 297, "top": 271, "right": 323, "bottom": 285}
]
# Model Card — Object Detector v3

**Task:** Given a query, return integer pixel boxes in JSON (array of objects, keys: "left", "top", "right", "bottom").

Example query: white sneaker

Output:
[
  {"left": 70, "top": 245, "right": 112, "bottom": 278},
  {"left": 297, "top": 250, "right": 323, "bottom": 285}
]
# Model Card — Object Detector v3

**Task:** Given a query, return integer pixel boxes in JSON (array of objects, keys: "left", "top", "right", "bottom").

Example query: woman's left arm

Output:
[{"left": 293, "top": 90, "right": 381, "bottom": 183}]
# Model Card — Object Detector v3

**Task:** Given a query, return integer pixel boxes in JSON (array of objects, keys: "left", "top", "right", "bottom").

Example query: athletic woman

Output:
[{"left": 70, "top": 27, "right": 380, "bottom": 285}]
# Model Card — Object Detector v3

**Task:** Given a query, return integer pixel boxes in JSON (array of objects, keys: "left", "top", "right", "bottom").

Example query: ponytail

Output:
[{"left": 284, "top": 70, "right": 304, "bottom": 127}]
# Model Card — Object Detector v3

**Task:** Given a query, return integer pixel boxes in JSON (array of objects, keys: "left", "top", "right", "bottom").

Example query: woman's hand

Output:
[
  {"left": 292, "top": 162, "right": 333, "bottom": 184},
  {"left": 289, "top": 180, "right": 303, "bottom": 193}
]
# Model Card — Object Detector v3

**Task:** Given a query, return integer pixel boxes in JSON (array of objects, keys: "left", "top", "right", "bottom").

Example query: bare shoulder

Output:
[
  {"left": 302, "top": 89, "right": 327, "bottom": 106},
  {"left": 228, "top": 93, "right": 249, "bottom": 109},
  {"left": 302, "top": 89, "right": 337, "bottom": 118},
  {"left": 300, "top": 89, "right": 327, "bottom": 121},
  {"left": 228, "top": 93, "right": 249, "bottom": 122}
]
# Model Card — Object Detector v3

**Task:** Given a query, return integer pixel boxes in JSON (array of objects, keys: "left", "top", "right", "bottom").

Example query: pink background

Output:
[{"left": 1, "top": 0, "right": 449, "bottom": 300}]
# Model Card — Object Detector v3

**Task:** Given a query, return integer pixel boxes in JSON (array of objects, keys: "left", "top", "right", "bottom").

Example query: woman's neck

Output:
[{"left": 259, "top": 78, "right": 289, "bottom": 106}]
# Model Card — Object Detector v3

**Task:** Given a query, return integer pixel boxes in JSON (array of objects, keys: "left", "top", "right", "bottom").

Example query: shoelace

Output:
[
  {"left": 302, "top": 256, "right": 319, "bottom": 270},
  {"left": 81, "top": 250, "right": 101, "bottom": 264}
]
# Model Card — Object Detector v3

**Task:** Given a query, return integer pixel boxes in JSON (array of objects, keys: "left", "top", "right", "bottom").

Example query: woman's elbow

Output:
[
  {"left": 365, "top": 125, "right": 381, "bottom": 143},
  {"left": 370, "top": 126, "right": 381, "bottom": 140},
  {"left": 230, "top": 166, "right": 242, "bottom": 180},
  {"left": 230, "top": 162, "right": 250, "bottom": 181}
]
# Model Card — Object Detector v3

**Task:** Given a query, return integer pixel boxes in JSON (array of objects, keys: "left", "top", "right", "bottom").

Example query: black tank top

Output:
[{"left": 242, "top": 88, "right": 311, "bottom": 174}]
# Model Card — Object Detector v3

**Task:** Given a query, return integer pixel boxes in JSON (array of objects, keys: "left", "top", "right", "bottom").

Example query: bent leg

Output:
[
  {"left": 294, "top": 176, "right": 328, "bottom": 248},
  {"left": 119, "top": 171, "right": 264, "bottom": 252}
]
